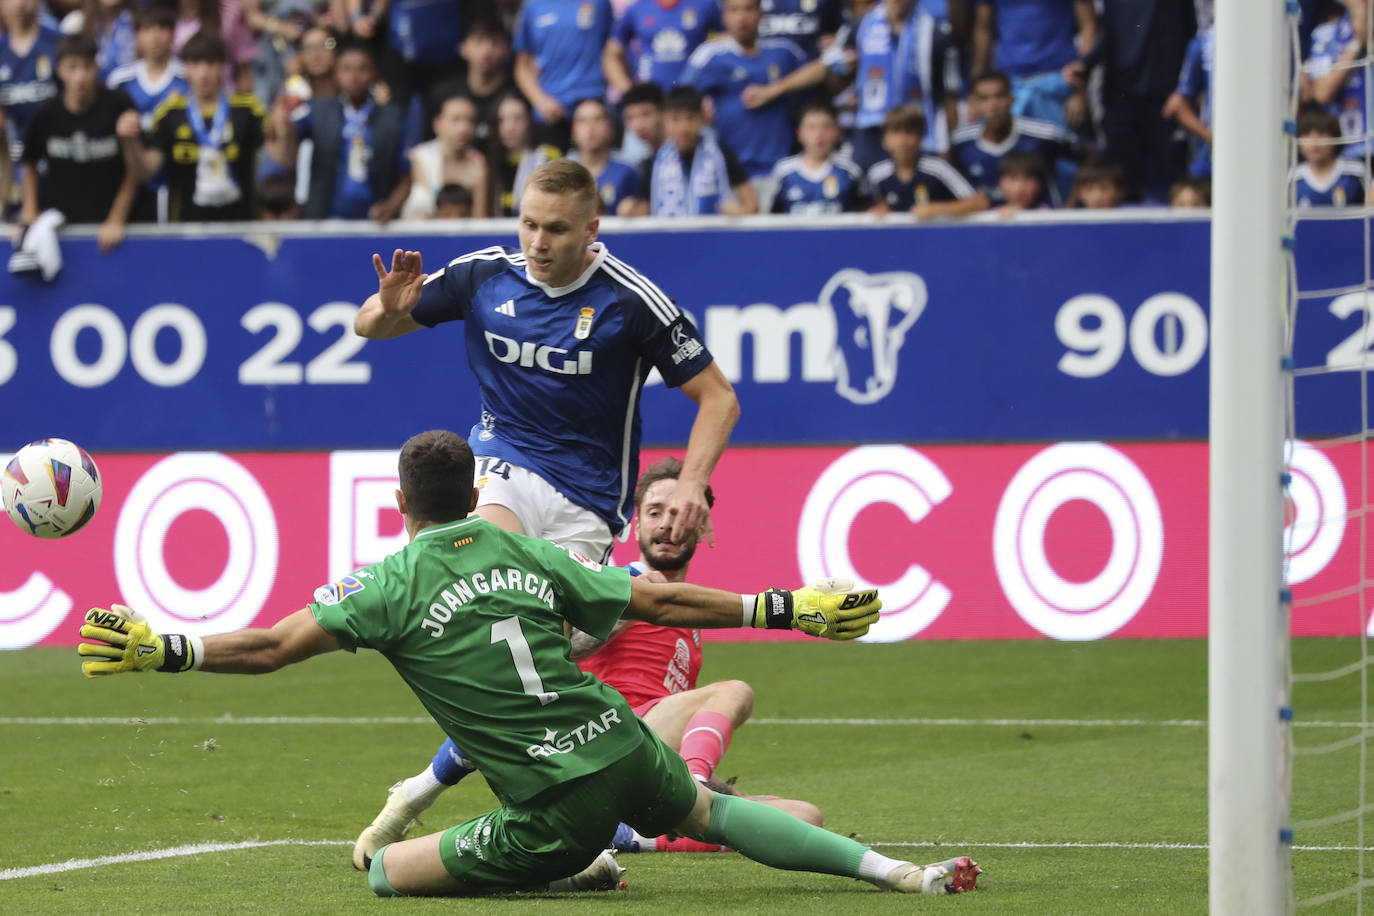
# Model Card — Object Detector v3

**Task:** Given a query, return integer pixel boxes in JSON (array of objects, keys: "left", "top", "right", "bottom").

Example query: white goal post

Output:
[{"left": 1208, "top": 0, "right": 1289, "bottom": 912}]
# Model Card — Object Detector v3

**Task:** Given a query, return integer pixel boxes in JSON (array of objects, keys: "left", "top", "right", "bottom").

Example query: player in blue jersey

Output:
[
  {"left": 352, "top": 158, "right": 740, "bottom": 865},
  {"left": 759, "top": 0, "right": 844, "bottom": 60},
  {"left": 951, "top": 69, "right": 1088, "bottom": 206},
  {"left": 769, "top": 101, "right": 868, "bottom": 213},
  {"left": 743, "top": 0, "right": 960, "bottom": 172},
  {"left": 679, "top": 0, "right": 808, "bottom": 180},
  {"left": 867, "top": 103, "right": 987, "bottom": 218},
  {"left": 567, "top": 99, "right": 641, "bottom": 215},
  {"left": 1161, "top": 23, "right": 1214, "bottom": 179},
  {"left": 604, "top": 0, "right": 723, "bottom": 94},
  {"left": 0, "top": 0, "right": 61, "bottom": 215},
  {"left": 1295, "top": 108, "right": 1366, "bottom": 207},
  {"left": 107, "top": 6, "right": 187, "bottom": 223},
  {"left": 514, "top": 0, "right": 614, "bottom": 150}
]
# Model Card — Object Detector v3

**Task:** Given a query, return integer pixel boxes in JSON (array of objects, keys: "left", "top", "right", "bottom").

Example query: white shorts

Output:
[{"left": 474, "top": 456, "right": 614, "bottom": 562}]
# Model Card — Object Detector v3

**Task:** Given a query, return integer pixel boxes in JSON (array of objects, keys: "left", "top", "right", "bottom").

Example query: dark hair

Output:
[
  {"left": 797, "top": 100, "right": 838, "bottom": 123},
  {"left": 1297, "top": 108, "right": 1342, "bottom": 140},
  {"left": 620, "top": 82, "right": 664, "bottom": 110},
  {"left": 56, "top": 33, "right": 99, "bottom": 62},
  {"left": 971, "top": 69, "right": 1012, "bottom": 93},
  {"left": 1074, "top": 160, "right": 1126, "bottom": 189},
  {"left": 255, "top": 174, "right": 299, "bottom": 217},
  {"left": 882, "top": 103, "right": 925, "bottom": 136},
  {"left": 664, "top": 85, "right": 705, "bottom": 115},
  {"left": 180, "top": 29, "right": 228, "bottom": 64},
  {"left": 635, "top": 456, "right": 715, "bottom": 512},
  {"left": 465, "top": 17, "right": 509, "bottom": 41},
  {"left": 1169, "top": 176, "right": 1211, "bottom": 205},
  {"left": 398, "top": 430, "right": 475, "bottom": 524},
  {"left": 999, "top": 149, "right": 1045, "bottom": 180},
  {"left": 133, "top": 4, "right": 177, "bottom": 32},
  {"left": 335, "top": 38, "right": 377, "bottom": 65},
  {"left": 435, "top": 183, "right": 474, "bottom": 210}
]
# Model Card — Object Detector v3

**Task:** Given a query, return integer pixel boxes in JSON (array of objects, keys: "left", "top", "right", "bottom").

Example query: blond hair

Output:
[{"left": 526, "top": 159, "right": 599, "bottom": 217}]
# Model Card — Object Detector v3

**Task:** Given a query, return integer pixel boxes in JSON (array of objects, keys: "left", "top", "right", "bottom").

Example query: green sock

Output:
[
  {"left": 368, "top": 845, "right": 402, "bottom": 897},
  {"left": 701, "top": 794, "right": 866, "bottom": 878}
]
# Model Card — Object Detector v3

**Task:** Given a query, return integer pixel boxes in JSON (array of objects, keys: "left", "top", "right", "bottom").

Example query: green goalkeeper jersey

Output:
[{"left": 310, "top": 516, "right": 637, "bottom": 805}]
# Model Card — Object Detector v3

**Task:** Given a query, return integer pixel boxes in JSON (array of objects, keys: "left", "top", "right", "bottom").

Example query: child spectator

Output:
[
  {"left": 402, "top": 89, "right": 489, "bottom": 218},
  {"left": 951, "top": 69, "right": 1089, "bottom": 205},
  {"left": 489, "top": 90, "right": 560, "bottom": 216},
  {"left": 1168, "top": 176, "right": 1210, "bottom": 208},
  {"left": 567, "top": 97, "right": 639, "bottom": 215},
  {"left": 0, "top": 0, "right": 62, "bottom": 214},
  {"left": 280, "top": 40, "right": 410, "bottom": 221},
  {"left": 680, "top": 0, "right": 807, "bottom": 184},
  {"left": 618, "top": 81, "right": 664, "bottom": 167},
  {"left": 292, "top": 25, "right": 337, "bottom": 102},
  {"left": 993, "top": 148, "right": 1048, "bottom": 214},
  {"left": 19, "top": 33, "right": 139, "bottom": 248},
  {"left": 867, "top": 104, "right": 988, "bottom": 219},
  {"left": 255, "top": 171, "right": 301, "bottom": 218},
  {"left": 143, "top": 29, "right": 265, "bottom": 221},
  {"left": 513, "top": 0, "right": 613, "bottom": 150},
  {"left": 770, "top": 101, "right": 867, "bottom": 214},
  {"left": 632, "top": 84, "right": 756, "bottom": 216},
  {"left": 603, "top": 0, "right": 721, "bottom": 93},
  {"left": 432, "top": 181, "right": 472, "bottom": 217},
  {"left": 1071, "top": 159, "right": 1126, "bottom": 209},
  {"left": 107, "top": 5, "right": 188, "bottom": 222},
  {"left": 1294, "top": 108, "right": 1366, "bottom": 207}
]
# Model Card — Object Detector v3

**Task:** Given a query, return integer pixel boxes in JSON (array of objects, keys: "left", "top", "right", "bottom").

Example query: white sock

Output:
[
  {"left": 398, "top": 766, "right": 446, "bottom": 810},
  {"left": 858, "top": 849, "right": 909, "bottom": 884}
]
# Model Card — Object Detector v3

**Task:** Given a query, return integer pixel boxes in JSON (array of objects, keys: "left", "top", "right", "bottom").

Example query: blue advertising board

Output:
[{"left": 0, "top": 215, "right": 1365, "bottom": 450}]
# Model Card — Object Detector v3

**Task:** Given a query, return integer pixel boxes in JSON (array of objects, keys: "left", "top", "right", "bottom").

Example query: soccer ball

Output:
[{"left": 2, "top": 438, "right": 102, "bottom": 539}]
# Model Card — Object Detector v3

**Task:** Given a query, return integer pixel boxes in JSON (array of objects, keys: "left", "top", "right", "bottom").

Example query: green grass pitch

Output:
[{"left": 1, "top": 639, "right": 1369, "bottom": 914}]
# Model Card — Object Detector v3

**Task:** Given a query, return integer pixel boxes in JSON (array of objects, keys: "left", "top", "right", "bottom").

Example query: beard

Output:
[{"left": 639, "top": 533, "right": 698, "bottom": 572}]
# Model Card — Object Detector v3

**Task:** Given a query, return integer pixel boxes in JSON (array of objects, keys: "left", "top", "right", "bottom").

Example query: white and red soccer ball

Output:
[{"left": 2, "top": 438, "right": 102, "bottom": 539}]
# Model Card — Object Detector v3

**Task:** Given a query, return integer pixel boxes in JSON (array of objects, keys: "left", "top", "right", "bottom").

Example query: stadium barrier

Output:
[{"left": 1, "top": 214, "right": 1367, "bottom": 646}]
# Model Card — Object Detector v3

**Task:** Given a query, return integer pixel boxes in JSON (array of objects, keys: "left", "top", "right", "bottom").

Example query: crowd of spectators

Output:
[{"left": 0, "top": 0, "right": 1368, "bottom": 243}]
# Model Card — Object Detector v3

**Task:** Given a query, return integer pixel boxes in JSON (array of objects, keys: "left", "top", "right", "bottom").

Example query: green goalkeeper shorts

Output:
[{"left": 437, "top": 717, "right": 699, "bottom": 888}]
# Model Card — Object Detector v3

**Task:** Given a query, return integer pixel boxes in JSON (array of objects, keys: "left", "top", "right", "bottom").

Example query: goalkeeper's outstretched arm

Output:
[
  {"left": 624, "top": 576, "right": 882, "bottom": 641},
  {"left": 79, "top": 606, "right": 340, "bottom": 677}
]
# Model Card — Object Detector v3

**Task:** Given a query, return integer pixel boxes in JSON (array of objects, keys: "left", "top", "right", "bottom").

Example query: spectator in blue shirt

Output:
[
  {"left": 514, "top": 0, "right": 614, "bottom": 150},
  {"left": 567, "top": 97, "right": 641, "bottom": 215},
  {"left": 629, "top": 84, "right": 758, "bottom": 215},
  {"left": 679, "top": 0, "right": 807, "bottom": 184},
  {"left": 1306, "top": 0, "right": 1371, "bottom": 162},
  {"left": 970, "top": 0, "right": 1095, "bottom": 129},
  {"left": 1294, "top": 107, "right": 1366, "bottom": 207},
  {"left": 0, "top": 0, "right": 61, "bottom": 215},
  {"left": 769, "top": 101, "right": 868, "bottom": 213},
  {"left": 276, "top": 40, "right": 412, "bottom": 220},
  {"left": 867, "top": 103, "right": 988, "bottom": 218},
  {"left": 604, "top": 0, "right": 722, "bottom": 93},
  {"left": 759, "top": 0, "right": 844, "bottom": 60},
  {"left": 1161, "top": 22, "right": 1213, "bottom": 178}
]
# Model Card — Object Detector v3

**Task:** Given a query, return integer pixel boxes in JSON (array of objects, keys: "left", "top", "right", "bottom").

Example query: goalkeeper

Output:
[{"left": 78, "top": 430, "right": 979, "bottom": 897}]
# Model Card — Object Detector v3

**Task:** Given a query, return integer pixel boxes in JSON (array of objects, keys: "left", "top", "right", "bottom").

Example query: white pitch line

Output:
[
  {"left": 2, "top": 715, "right": 1373, "bottom": 728},
  {"left": 0, "top": 839, "right": 350, "bottom": 881},
  {"left": 6, "top": 837, "right": 1372, "bottom": 881}
]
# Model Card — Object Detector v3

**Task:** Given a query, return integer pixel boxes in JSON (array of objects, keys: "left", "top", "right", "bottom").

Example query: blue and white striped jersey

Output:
[
  {"left": 412, "top": 243, "right": 715, "bottom": 535},
  {"left": 107, "top": 59, "right": 188, "bottom": 129}
]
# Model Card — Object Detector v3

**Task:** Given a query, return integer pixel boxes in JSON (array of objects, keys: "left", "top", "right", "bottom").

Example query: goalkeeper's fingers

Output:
[{"left": 77, "top": 641, "right": 126, "bottom": 661}]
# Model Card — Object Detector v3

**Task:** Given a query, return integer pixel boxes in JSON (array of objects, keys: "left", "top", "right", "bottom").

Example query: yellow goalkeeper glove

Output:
[
  {"left": 751, "top": 578, "right": 882, "bottom": 640},
  {"left": 77, "top": 605, "right": 200, "bottom": 677}
]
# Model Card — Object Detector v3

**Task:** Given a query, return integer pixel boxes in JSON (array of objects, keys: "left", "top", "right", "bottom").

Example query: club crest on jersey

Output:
[
  {"left": 36, "top": 56, "right": 51, "bottom": 80},
  {"left": 818, "top": 268, "right": 928, "bottom": 405},
  {"left": 682, "top": 8, "right": 697, "bottom": 28},
  {"left": 574, "top": 307, "right": 595, "bottom": 339},
  {"left": 577, "top": 1, "right": 594, "bottom": 27},
  {"left": 314, "top": 574, "right": 367, "bottom": 606}
]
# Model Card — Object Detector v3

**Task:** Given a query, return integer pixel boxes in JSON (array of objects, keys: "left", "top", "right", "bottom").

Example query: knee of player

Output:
[
  {"left": 718, "top": 679, "right": 755, "bottom": 721},
  {"left": 795, "top": 801, "right": 824, "bottom": 827}
]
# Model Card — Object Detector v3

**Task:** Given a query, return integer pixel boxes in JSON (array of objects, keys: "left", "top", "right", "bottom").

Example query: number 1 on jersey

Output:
[{"left": 491, "top": 617, "right": 559, "bottom": 706}]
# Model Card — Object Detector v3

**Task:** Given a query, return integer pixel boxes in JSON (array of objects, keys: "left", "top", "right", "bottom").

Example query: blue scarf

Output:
[{"left": 650, "top": 134, "right": 731, "bottom": 216}]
